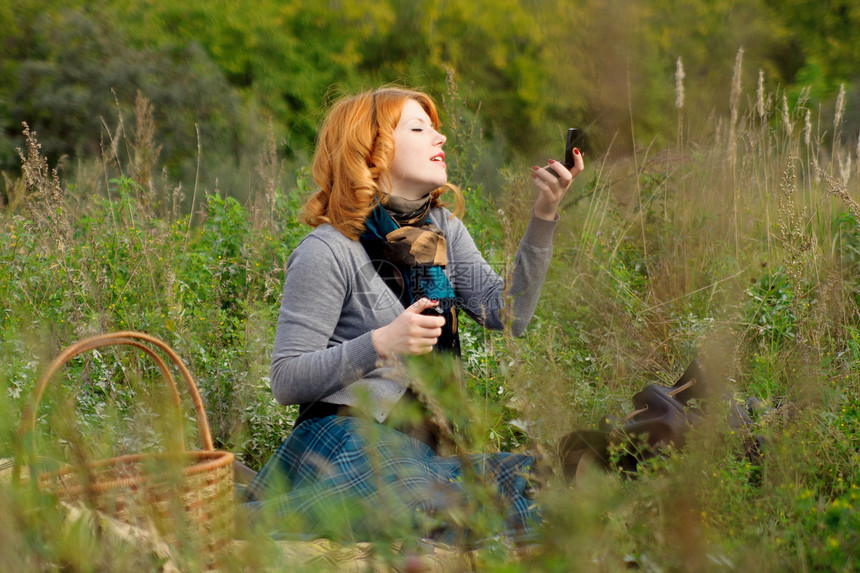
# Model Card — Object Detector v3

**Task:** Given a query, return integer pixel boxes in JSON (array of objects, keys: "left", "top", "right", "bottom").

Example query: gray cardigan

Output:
[{"left": 270, "top": 207, "right": 557, "bottom": 421}]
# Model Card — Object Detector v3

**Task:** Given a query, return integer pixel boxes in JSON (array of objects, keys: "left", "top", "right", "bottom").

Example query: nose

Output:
[{"left": 433, "top": 130, "right": 446, "bottom": 145}]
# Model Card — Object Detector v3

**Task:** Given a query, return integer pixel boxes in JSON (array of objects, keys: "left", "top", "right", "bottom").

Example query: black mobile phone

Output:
[{"left": 548, "top": 128, "right": 583, "bottom": 177}]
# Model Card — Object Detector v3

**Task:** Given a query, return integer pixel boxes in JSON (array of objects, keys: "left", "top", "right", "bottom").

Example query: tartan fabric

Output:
[{"left": 243, "top": 415, "right": 540, "bottom": 543}]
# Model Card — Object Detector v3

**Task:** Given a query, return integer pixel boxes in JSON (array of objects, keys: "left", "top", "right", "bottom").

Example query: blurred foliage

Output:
[
  {"left": 0, "top": 1, "right": 249, "bottom": 185},
  {"left": 2, "top": 0, "right": 859, "bottom": 189},
  {"left": 767, "top": 0, "right": 860, "bottom": 99}
]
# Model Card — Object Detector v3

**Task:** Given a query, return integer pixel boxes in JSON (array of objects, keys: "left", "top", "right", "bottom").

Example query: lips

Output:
[{"left": 431, "top": 152, "right": 445, "bottom": 164}]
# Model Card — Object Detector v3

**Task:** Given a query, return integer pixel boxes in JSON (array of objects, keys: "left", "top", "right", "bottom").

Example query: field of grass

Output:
[{"left": 1, "top": 68, "right": 859, "bottom": 571}]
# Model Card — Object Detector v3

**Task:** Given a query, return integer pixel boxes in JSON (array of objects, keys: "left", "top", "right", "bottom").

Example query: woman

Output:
[{"left": 245, "top": 87, "right": 584, "bottom": 542}]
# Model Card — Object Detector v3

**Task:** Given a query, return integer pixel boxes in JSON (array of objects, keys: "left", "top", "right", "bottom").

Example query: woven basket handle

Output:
[{"left": 16, "top": 331, "right": 215, "bottom": 477}]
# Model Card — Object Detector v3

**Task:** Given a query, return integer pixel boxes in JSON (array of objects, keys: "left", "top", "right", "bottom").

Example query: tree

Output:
[{"left": 0, "top": 3, "right": 247, "bottom": 181}]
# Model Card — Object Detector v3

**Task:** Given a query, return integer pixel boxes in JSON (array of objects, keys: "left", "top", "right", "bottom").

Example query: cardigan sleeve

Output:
[
  {"left": 444, "top": 210, "right": 557, "bottom": 336},
  {"left": 269, "top": 235, "right": 380, "bottom": 406}
]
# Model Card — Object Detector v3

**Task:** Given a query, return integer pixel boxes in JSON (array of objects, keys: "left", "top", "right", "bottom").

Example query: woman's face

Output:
[{"left": 386, "top": 99, "right": 447, "bottom": 200}]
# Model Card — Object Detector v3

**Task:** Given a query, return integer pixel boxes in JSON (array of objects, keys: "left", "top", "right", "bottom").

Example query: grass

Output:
[{"left": 1, "top": 66, "right": 859, "bottom": 571}]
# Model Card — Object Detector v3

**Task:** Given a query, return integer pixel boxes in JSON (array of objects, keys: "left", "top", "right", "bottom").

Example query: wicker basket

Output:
[{"left": 14, "top": 331, "right": 235, "bottom": 569}]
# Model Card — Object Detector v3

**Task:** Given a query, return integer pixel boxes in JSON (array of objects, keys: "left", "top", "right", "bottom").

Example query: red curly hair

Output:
[{"left": 302, "top": 87, "right": 463, "bottom": 240}]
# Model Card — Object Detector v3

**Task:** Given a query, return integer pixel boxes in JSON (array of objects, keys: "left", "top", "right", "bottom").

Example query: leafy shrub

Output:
[{"left": 1, "top": 4, "right": 248, "bottom": 184}]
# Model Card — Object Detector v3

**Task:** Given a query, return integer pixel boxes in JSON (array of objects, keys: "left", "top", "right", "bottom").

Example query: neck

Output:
[{"left": 381, "top": 193, "right": 432, "bottom": 227}]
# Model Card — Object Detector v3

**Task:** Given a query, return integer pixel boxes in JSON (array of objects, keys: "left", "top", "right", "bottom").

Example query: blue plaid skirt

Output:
[{"left": 242, "top": 415, "right": 540, "bottom": 543}]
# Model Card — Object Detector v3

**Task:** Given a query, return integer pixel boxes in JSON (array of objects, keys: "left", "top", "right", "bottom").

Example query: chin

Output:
[{"left": 422, "top": 181, "right": 447, "bottom": 195}]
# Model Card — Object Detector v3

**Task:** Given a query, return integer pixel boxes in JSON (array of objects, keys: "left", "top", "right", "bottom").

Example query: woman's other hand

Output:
[
  {"left": 372, "top": 298, "right": 446, "bottom": 358},
  {"left": 531, "top": 148, "right": 585, "bottom": 220}
]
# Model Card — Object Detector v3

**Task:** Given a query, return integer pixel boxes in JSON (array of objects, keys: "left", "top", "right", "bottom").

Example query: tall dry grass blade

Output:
[
  {"left": 97, "top": 95, "right": 129, "bottom": 237},
  {"left": 856, "top": 133, "right": 860, "bottom": 180},
  {"left": 728, "top": 47, "right": 744, "bottom": 169},
  {"left": 169, "top": 169, "right": 185, "bottom": 224},
  {"left": 781, "top": 93, "right": 793, "bottom": 138},
  {"left": 186, "top": 124, "right": 202, "bottom": 246},
  {"left": 255, "top": 120, "right": 283, "bottom": 230},
  {"left": 754, "top": 70, "right": 772, "bottom": 259},
  {"left": 441, "top": 67, "right": 484, "bottom": 188},
  {"left": 839, "top": 150, "right": 852, "bottom": 186},
  {"left": 100, "top": 88, "right": 128, "bottom": 177},
  {"left": 797, "top": 86, "right": 811, "bottom": 109},
  {"left": 832, "top": 83, "right": 846, "bottom": 173},
  {"left": 627, "top": 65, "right": 651, "bottom": 291},
  {"left": 729, "top": 47, "right": 744, "bottom": 257}
]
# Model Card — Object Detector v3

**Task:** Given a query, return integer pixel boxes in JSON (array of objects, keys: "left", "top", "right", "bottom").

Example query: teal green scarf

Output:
[{"left": 360, "top": 196, "right": 460, "bottom": 354}]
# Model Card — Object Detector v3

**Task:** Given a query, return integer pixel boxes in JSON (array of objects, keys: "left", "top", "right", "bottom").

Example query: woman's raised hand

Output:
[
  {"left": 371, "top": 298, "right": 446, "bottom": 358},
  {"left": 531, "top": 148, "right": 585, "bottom": 221}
]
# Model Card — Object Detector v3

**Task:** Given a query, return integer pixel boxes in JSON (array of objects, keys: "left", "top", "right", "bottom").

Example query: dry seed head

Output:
[
  {"left": 834, "top": 83, "right": 846, "bottom": 130},
  {"left": 675, "top": 57, "right": 685, "bottom": 110},
  {"left": 131, "top": 91, "right": 161, "bottom": 201},
  {"left": 16, "top": 122, "right": 69, "bottom": 243},
  {"left": 838, "top": 150, "right": 852, "bottom": 186},
  {"left": 730, "top": 48, "right": 744, "bottom": 112},
  {"left": 804, "top": 109, "right": 812, "bottom": 147},
  {"left": 756, "top": 69, "right": 765, "bottom": 120},
  {"left": 777, "top": 156, "right": 812, "bottom": 306},
  {"left": 797, "top": 86, "right": 811, "bottom": 108},
  {"left": 822, "top": 169, "right": 860, "bottom": 222},
  {"left": 782, "top": 93, "right": 793, "bottom": 138},
  {"left": 777, "top": 157, "right": 796, "bottom": 240},
  {"left": 169, "top": 173, "right": 184, "bottom": 223}
]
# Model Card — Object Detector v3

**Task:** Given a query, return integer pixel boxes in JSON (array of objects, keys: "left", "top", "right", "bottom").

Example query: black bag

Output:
[
  {"left": 561, "top": 379, "right": 698, "bottom": 475},
  {"left": 561, "top": 358, "right": 708, "bottom": 475},
  {"left": 560, "top": 358, "right": 765, "bottom": 478}
]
